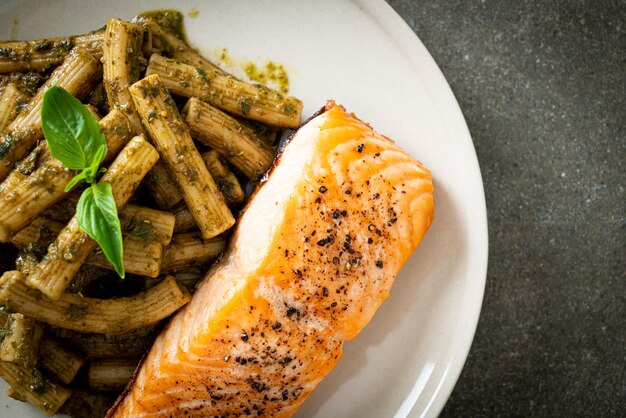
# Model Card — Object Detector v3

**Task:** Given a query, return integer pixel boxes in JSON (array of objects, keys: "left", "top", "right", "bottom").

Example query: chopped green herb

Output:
[
  {"left": 29, "top": 369, "right": 50, "bottom": 395},
  {"left": 65, "top": 303, "right": 88, "bottom": 320},
  {"left": 239, "top": 97, "right": 251, "bottom": 116}
]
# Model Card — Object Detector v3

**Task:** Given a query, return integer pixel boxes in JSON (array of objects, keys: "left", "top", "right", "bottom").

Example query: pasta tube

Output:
[
  {"left": 0, "top": 362, "right": 71, "bottom": 416},
  {"left": 103, "top": 18, "right": 146, "bottom": 134},
  {"left": 172, "top": 202, "right": 197, "bottom": 233},
  {"left": 0, "top": 29, "right": 104, "bottom": 73},
  {"left": 59, "top": 389, "right": 116, "bottom": 418},
  {"left": 185, "top": 98, "right": 274, "bottom": 179},
  {"left": 119, "top": 204, "right": 175, "bottom": 246},
  {"left": 146, "top": 53, "right": 302, "bottom": 128},
  {"left": 88, "top": 359, "right": 136, "bottom": 391},
  {"left": 0, "top": 83, "right": 28, "bottom": 132},
  {"left": 49, "top": 326, "right": 157, "bottom": 360},
  {"left": 38, "top": 337, "right": 85, "bottom": 385},
  {"left": 0, "top": 271, "right": 190, "bottom": 333},
  {"left": 86, "top": 236, "right": 163, "bottom": 278},
  {"left": 0, "top": 313, "right": 43, "bottom": 368},
  {"left": 14, "top": 204, "right": 173, "bottom": 252},
  {"left": 162, "top": 232, "right": 226, "bottom": 273},
  {"left": 143, "top": 160, "right": 183, "bottom": 209},
  {"left": 129, "top": 74, "right": 235, "bottom": 239},
  {"left": 201, "top": 150, "right": 246, "bottom": 204}
]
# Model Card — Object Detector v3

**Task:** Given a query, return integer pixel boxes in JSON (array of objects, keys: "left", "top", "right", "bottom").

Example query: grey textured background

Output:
[{"left": 386, "top": 1, "right": 625, "bottom": 417}]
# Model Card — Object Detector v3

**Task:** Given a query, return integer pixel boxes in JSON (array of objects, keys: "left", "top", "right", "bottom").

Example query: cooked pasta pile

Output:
[{"left": 0, "top": 10, "right": 302, "bottom": 417}]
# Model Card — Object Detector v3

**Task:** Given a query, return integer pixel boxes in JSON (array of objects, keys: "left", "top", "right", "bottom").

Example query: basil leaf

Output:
[
  {"left": 77, "top": 182, "right": 125, "bottom": 278},
  {"left": 86, "top": 144, "right": 108, "bottom": 181},
  {"left": 41, "top": 85, "right": 107, "bottom": 170},
  {"left": 64, "top": 171, "right": 88, "bottom": 192}
]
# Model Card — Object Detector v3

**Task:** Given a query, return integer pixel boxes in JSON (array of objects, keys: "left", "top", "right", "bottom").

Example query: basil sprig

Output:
[{"left": 41, "top": 85, "right": 125, "bottom": 278}]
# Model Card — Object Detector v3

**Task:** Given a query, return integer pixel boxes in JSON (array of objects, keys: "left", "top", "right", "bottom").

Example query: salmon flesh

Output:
[{"left": 108, "top": 101, "right": 434, "bottom": 417}]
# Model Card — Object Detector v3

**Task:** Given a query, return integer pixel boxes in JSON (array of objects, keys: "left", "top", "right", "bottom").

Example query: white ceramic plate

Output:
[{"left": 0, "top": 1, "right": 488, "bottom": 417}]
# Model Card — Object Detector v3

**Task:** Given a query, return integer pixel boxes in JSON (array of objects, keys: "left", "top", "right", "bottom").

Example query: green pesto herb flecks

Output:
[{"left": 41, "top": 86, "right": 125, "bottom": 278}]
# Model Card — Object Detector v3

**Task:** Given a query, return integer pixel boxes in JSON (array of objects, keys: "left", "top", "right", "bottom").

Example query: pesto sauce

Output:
[
  {"left": 65, "top": 303, "right": 87, "bottom": 320},
  {"left": 188, "top": 8, "right": 199, "bottom": 18},
  {"left": 216, "top": 48, "right": 292, "bottom": 94},
  {"left": 137, "top": 9, "right": 187, "bottom": 42},
  {"left": 29, "top": 369, "right": 49, "bottom": 395},
  {"left": 243, "top": 61, "right": 291, "bottom": 94},
  {"left": 128, "top": 222, "right": 157, "bottom": 241}
]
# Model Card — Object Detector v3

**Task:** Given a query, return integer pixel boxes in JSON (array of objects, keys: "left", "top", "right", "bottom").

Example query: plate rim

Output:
[{"left": 362, "top": 1, "right": 489, "bottom": 417}]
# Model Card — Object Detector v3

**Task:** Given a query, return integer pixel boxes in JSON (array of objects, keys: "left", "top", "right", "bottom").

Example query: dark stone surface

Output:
[{"left": 386, "top": 1, "right": 625, "bottom": 416}]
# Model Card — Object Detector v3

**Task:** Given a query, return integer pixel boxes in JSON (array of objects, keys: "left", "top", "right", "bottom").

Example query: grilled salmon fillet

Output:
[{"left": 108, "top": 101, "right": 434, "bottom": 417}]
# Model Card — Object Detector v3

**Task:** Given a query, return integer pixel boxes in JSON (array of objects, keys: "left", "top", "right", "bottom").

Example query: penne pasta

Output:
[
  {"left": 161, "top": 232, "right": 226, "bottom": 273},
  {"left": 0, "top": 47, "right": 102, "bottom": 182},
  {"left": 25, "top": 136, "right": 159, "bottom": 300},
  {"left": 0, "top": 313, "right": 43, "bottom": 369},
  {"left": 146, "top": 53, "right": 302, "bottom": 128},
  {"left": 0, "top": 271, "right": 190, "bottom": 334},
  {"left": 0, "top": 29, "right": 104, "bottom": 73},
  {"left": 130, "top": 74, "right": 235, "bottom": 239},
  {"left": 184, "top": 98, "right": 275, "bottom": 179},
  {"left": 172, "top": 202, "right": 197, "bottom": 233},
  {"left": 9, "top": 217, "right": 64, "bottom": 253},
  {"left": 143, "top": 160, "right": 183, "bottom": 209},
  {"left": 237, "top": 116, "right": 282, "bottom": 146},
  {"left": 88, "top": 359, "right": 136, "bottom": 391},
  {"left": 0, "top": 109, "right": 133, "bottom": 243},
  {"left": 6, "top": 386, "right": 25, "bottom": 402},
  {"left": 38, "top": 337, "right": 85, "bottom": 385},
  {"left": 49, "top": 326, "right": 157, "bottom": 360},
  {"left": 86, "top": 236, "right": 163, "bottom": 278},
  {"left": 0, "top": 83, "right": 29, "bottom": 132},
  {"left": 88, "top": 81, "right": 110, "bottom": 116},
  {"left": 84, "top": 103, "right": 101, "bottom": 120},
  {"left": 103, "top": 18, "right": 146, "bottom": 134},
  {"left": 118, "top": 204, "right": 175, "bottom": 246},
  {"left": 103, "top": 18, "right": 187, "bottom": 216},
  {"left": 201, "top": 150, "right": 246, "bottom": 204},
  {"left": 59, "top": 389, "right": 117, "bottom": 418},
  {"left": 0, "top": 362, "right": 71, "bottom": 416}
]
